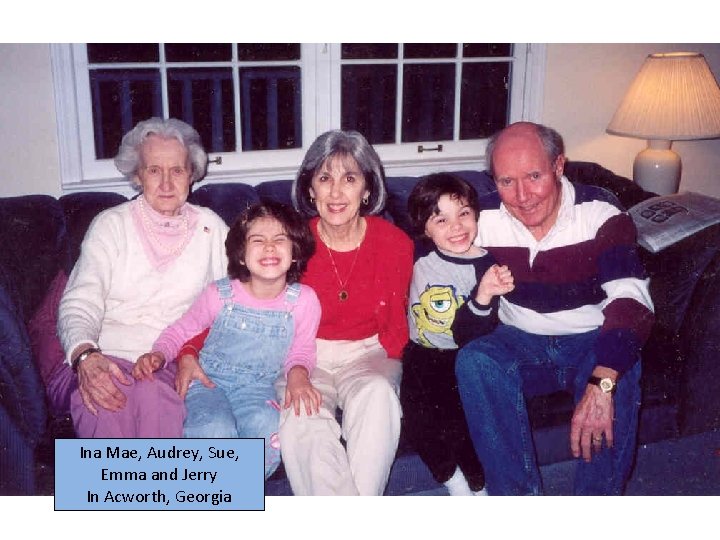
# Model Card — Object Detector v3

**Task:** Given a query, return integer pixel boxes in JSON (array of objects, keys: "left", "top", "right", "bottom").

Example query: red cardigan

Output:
[{"left": 180, "top": 216, "right": 413, "bottom": 361}]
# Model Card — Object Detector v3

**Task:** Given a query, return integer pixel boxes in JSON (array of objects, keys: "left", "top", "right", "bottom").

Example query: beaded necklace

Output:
[{"left": 137, "top": 196, "right": 189, "bottom": 256}]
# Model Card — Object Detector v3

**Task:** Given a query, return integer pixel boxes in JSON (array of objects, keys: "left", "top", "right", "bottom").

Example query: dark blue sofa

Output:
[{"left": 2, "top": 161, "right": 720, "bottom": 495}]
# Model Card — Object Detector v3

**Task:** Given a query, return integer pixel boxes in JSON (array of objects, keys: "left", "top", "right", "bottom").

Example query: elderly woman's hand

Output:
[
  {"left": 284, "top": 366, "right": 322, "bottom": 416},
  {"left": 133, "top": 352, "right": 166, "bottom": 381},
  {"left": 75, "top": 348, "right": 131, "bottom": 415},
  {"left": 175, "top": 354, "right": 216, "bottom": 400}
]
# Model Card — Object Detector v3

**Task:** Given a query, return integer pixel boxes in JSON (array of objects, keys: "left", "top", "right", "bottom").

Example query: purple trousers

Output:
[{"left": 47, "top": 356, "right": 185, "bottom": 438}]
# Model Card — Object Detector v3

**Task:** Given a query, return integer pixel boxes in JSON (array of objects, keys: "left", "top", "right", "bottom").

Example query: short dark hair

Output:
[
  {"left": 225, "top": 200, "right": 315, "bottom": 283},
  {"left": 407, "top": 173, "right": 480, "bottom": 237},
  {"left": 291, "top": 130, "right": 387, "bottom": 218}
]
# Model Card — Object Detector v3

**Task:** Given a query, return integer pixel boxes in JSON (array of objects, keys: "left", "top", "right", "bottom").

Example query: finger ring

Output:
[{"left": 593, "top": 436, "right": 602, "bottom": 443}]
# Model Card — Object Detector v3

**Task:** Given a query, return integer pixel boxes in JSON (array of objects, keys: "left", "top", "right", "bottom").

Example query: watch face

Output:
[{"left": 599, "top": 378, "right": 614, "bottom": 393}]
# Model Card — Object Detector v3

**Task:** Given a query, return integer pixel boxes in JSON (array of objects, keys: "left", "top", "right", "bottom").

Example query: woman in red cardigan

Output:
[
  {"left": 179, "top": 130, "right": 413, "bottom": 495},
  {"left": 281, "top": 130, "right": 413, "bottom": 495}
]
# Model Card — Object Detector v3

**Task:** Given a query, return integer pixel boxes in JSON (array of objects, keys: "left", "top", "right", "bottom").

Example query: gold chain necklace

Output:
[{"left": 318, "top": 222, "right": 364, "bottom": 302}]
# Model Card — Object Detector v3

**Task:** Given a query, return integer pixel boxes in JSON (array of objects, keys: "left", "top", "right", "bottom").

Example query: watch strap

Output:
[
  {"left": 72, "top": 347, "right": 102, "bottom": 373},
  {"left": 587, "top": 375, "right": 617, "bottom": 394}
]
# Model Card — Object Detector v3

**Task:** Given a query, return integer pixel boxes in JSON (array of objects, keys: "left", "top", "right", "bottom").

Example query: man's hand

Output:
[
  {"left": 75, "top": 347, "right": 130, "bottom": 415},
  {"left": 133, "top": 352, "right": 166, "bottom": 381},
  {"left": 175, "top": 354, "right": 215, "bottom": 400},
  {"left": 570, "top": 368, "right": 618, "bottom": 462},
  {"left": 284, "top": 366, "right": 322, "bottom": 416}
]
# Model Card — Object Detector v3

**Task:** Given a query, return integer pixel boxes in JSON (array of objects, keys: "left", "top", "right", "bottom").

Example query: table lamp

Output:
[{"left": 606, "top": 52, "right": 720, "bottom": 195}]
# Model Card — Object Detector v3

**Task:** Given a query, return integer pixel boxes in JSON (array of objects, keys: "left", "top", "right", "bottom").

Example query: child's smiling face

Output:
[
  {"left": 243, "top": 216, "right": 294, "bottom": 285},
  {"left": 424, "top": 194, "right": 478, "bottom": 255}
]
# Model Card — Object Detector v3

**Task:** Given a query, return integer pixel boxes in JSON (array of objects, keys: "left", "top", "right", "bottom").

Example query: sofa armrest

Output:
[
  {"left": 677, "top": 246, "right": 720, "bottom": 434},
  {"left": 0, "top": 269, "right": 47, "bottom": 448}
]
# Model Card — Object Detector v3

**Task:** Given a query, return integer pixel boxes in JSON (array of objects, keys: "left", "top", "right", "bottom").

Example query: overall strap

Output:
[
  {"left": 284, "top": 282, "right": 302, "bottom": 305},
  {"left": 215, "top": 277, "right": 234, "bottom": 308}
]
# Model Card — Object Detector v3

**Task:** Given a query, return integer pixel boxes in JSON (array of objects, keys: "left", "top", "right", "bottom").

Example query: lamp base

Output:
[{"left": 632, "top": 139, "right": 681, "bottom": 195}]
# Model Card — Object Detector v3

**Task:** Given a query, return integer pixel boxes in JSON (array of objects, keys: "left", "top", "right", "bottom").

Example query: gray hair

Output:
[
  {"left": 485, "top": 122, "right": 565, "bottom": 177},
  {"left": 114, "top": 117, "right": 208, "bottom": 185},
  {"left": 291, "top": 130, "right": 388, "bottom": 218}
]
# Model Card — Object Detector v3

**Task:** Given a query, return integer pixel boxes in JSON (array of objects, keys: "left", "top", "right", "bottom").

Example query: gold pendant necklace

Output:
[{"left": 319, "top": 222, "right": 364, "bottom": 302}]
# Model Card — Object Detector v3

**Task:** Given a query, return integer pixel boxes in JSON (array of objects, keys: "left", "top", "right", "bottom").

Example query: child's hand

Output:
[
  {"left": 284, "top": 366, "right": 322, "bottom": 416},
  {"left": 175, "top": 354, "right": 215, "bottom": 400},
  {"left": 475, "top": 264, "right": 515, "bottom": 305},
  {"left": 132, "top": 352, "right": 166, "bottom": 381}
]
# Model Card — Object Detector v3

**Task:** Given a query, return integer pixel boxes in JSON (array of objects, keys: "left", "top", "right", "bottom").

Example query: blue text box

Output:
[{"left": 54, "top": 438, "right": 264, "bottom": 511}]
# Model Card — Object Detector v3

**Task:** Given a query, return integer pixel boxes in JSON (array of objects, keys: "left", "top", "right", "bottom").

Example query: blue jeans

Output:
[
  {"left": 184, "top": 278, "right": 300, "bottom": 479},
  {"left": 456, "top": 324, "right": 641, "bottom": 495}
]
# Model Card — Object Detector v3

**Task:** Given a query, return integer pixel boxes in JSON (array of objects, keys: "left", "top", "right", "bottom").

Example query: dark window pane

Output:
[
  {"left": 402, "top": 64, "right": 454, "bottom": 143},
  {"left": 237, "top": 44, "right": 300, "bottom": 61},
  {"left": 168, "top": 68, "right": 236, "bottom": 153},
  {"left": 87, "top": 44, "right": 159, "bottom": 64},
  {"left": 89, "top": 69, "right": 162, "bottom": 159},
  {"left": 460, "top": 62, "right": 510, "bottom": 140},
  {"left": 463, "top": 44, "right": 512, "bottom": 58},
  {"left": 404, "top": 44, "right": 457, "bottom": 59},
  {"left": 341, "top": 65, "right": 397, "bottom": 145},
  {"left": 239, "top": 67, "right": 302, "bottom": 151},
  {"left": 341, "top": 44, "right": 398, "bottom": 60},
  {"left": 165, "top": 44, "right": 232, "bottom": 62}
]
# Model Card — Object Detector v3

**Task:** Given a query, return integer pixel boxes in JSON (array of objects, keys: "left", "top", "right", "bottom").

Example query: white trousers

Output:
[{"left": 277, "top": 335, "right": 402, "bottom": 495}]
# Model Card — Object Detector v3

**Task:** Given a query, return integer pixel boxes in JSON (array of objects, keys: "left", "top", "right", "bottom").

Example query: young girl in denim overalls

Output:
[{"left": 134, "top": 201, "right": 322, "bottom": 479}]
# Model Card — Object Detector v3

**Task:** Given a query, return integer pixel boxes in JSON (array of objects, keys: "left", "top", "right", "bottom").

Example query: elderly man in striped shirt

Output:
[{"left": 454, "top": 122, "right": 654, "bottom": 495}]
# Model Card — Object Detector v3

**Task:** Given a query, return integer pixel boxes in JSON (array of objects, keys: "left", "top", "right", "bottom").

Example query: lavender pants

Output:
[{"left": 48, "top": 356, "right": 185, "bottom": 438}]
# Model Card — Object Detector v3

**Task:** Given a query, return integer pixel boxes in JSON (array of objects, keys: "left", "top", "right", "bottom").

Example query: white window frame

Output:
[{"left": 51, "top": 43, "right": 545, "bottom": 196}]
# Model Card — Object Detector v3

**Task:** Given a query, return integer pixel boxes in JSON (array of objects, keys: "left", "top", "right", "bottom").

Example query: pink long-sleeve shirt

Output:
[{"left": 153, "top": 279, "right": 321, "bottom": 377}]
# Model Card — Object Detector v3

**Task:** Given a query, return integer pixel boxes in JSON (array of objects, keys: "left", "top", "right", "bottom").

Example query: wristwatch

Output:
[
  {"left": 72, "top": 347, "right": 102, "bottom": 373},
  {"left": 588, "top": 375, "right": 617, "bottom": 394}
]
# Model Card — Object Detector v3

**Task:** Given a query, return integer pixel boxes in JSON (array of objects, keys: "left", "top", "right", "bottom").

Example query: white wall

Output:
[
  {"left": 0, "top": 43, "right": 61, "bottom": 197},
  {"left": 544, "top": 43, "right": 720, "bottom": 198},
  {"left": 2, "top": 43, "right": 720, "bottom": 198}
]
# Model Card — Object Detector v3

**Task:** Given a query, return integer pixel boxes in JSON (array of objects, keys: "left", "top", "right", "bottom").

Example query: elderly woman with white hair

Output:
[{"left": 54, "top": 117, "right": 228, "bottom": 438}]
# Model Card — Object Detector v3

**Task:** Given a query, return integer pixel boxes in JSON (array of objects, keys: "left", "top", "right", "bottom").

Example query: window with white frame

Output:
[{"left": 51, "top": 43, "right": 545, "bottom": 194}]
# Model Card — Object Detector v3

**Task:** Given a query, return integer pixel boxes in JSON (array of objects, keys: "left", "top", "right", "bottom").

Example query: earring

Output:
[
  {"left": 310, "top": 196, "right": 316, "bottom": 204},
  {"left": 362, "top": 195, "right": 369, "bottom": 205}
]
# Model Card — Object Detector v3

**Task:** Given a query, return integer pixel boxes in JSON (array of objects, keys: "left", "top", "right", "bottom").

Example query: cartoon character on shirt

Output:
[{"left": 412, "top": 284, "right": 464, "bottom": 347}]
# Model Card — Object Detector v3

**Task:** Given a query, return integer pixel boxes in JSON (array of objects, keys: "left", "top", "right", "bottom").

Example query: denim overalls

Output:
[{"left": 183, "top": 277, "right": 300, "bottom": 479}]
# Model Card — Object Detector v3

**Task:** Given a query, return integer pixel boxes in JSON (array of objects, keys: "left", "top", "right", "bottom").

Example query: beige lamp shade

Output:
[
  {"left": 607, "top": 52, "right": 720, "bottom": 140},
  {"left": 607, "top": 52, "right": 720, "bottom": 194}
]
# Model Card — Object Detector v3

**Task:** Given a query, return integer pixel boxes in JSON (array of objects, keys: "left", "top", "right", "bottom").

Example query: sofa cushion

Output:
[
  {"left": 385, "top": 177, "right": 422, "bottom": 235},
  {"left": 189, "top": 182, "right": 260, "bottom": 226},
  {"left": 256, "top": 179, "right": 294, "bottom": 208},
  {"left": 564, "top": 161, "right": 654, "bottom": 210},
  {"left": 28, "top": 270, "right": 68, "bottom": 394},
  {"left": 385, "top": 171, "right": 496, "bottom": 238},
  {"left": 59, "top": 192, "right": 128, "bottom": 274},
  {"left": 448, "top": 170, "right": 496, "bottom": 197}
]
